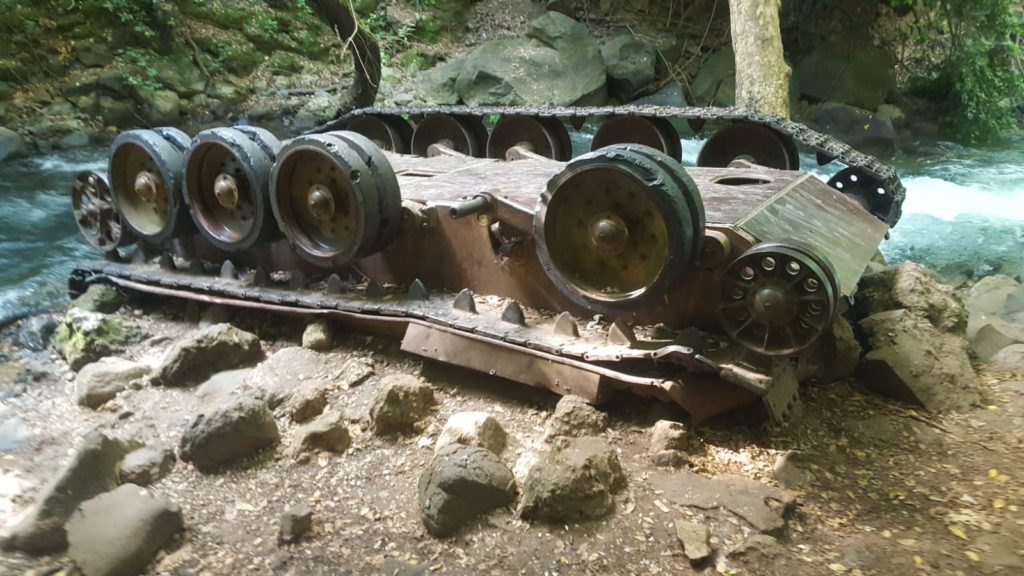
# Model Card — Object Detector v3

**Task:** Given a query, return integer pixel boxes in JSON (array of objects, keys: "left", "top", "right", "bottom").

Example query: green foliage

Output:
[
  {"left": 120, "top": 47, "right": 163, "bottom": 94},
  {"left": 80, "top": 0, "right": 179, "bottom": 39}
]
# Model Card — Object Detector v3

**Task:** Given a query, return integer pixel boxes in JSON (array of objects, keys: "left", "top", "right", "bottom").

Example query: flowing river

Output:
[{"left": 1, "top": 133, "right": 1022, "bottom": 320}]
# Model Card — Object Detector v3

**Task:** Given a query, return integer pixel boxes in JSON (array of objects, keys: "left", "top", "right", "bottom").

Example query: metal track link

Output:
[{"left": 312, "top": 104, "right": 905, "bottom": 227}]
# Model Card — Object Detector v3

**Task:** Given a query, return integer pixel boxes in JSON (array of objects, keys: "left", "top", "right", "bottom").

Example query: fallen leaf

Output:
[
  {"left": 948, "top": 524, "right": 968, "bottom": 540},
  {"left": 828, "top": 563, "right": 847, "bottom": 573},
  {"left": 993, "top": 499, "right": 1006, "bottom": 509},
  {"left": 988, "top": 469, "right": 999, "bottom": 478},
  {"left": 897, "top": 538, "right": 917, "bottom": 547},
  {"left": 913, "top": 556, "right": 924, "bottom": 567},
  {"left": 964, "top": 551, "right": 980, "bottom": 562}
]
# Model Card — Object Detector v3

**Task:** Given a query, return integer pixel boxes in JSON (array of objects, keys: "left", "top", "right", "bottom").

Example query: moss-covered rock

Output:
[
  {"left": 54, "top": 309, "right": 137, "bottom": 371},
  {"left": 70, "top": 284, "right": 124, "bottom": 314}
]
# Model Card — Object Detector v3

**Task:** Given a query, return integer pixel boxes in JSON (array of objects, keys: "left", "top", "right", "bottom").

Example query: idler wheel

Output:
[
  {"left": 591, "top": 116, "right": 682, "bottom": 161},
  {"left": 717, "top": 241, "right": 839, "bottom": 356},
  {"left": 324, "top": 130, "right": 403, "bottom": 253},
  {"left": 827, "top": 166, "right": 895, "bottom": 223},
  {"left": 71, "top": 169, "right": 135, "bottom": 252},
  {"left": 340, "top": 115, "right": 413, "bottom": 154},
  {"left": 411, "top": 114, "right": 487, "bottom": 157},
  {"left": 184, "top": 127, "right": 282, "bottom": 252},
  {"left": 270, "top": 134, "right": 381, "bottom": 268},
  {"left": 697, "top": 123, "right": 799, "bottom": 170},
  {"left": 535, "top": 145, "right": 702, "bottom": 313},
  {"left": 486, "top": 116, "right": 572, "bottom": 161},
  {"left": 108, "top": 128, "right": 193, "bottom": 244}
]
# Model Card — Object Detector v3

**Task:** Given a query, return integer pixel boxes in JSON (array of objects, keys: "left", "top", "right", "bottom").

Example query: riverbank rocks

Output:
[
  {"left": 120, "top": 445, "right": 176, "bottom": 487},
  {"left": 519, "top": 436, "right": 626, "bottom": 523},
  {"left": 246, "top": 347, "right": 334, "bottom": 408},
  {"left": 795, "top": 40, "right": 896, "bottom": 110},
  {"left": 454, "top": 12, "right": 606, "bottom": 107},
  {"left": 418, "top": 443, "right": 516, "bottom": 537},
  {"left": 66, "top": 484, "right": 183, "bottom": 576},
  {"left": 971, "top": 321, "right": 1024, "bottom": 361},
  {"left": 0, "top": 126, "right": 28, "bottom": 162},
  {"left": 650, "top": 471, "right": 796, "bottom": 535},
  {"left": 72, "top": 285, "right": 124, "bottom": 315},
  {"left": 278, "top": 503, "right": 313, "bottom": 544},
  {"left": 675, "top": 520, "right": 712, "bottom": 564},
  {"left": 75, "top": 357, "right": 150, "bottom": 408},
  {"left": 601, "top": 34, "right": 657, "bottom": 101},
  {"left": 855, "top": 262, "right": 967, "bottom": 333},
  {"left": 369, "top": 375, "right": 436, "bottom": 436},
  {"left": 772, "top": 450, "right": 824, "bottom": 489},
  {"left": 989, "top": 344, "right": 1024, "bottom": 372},
  {"left": 0, "top": 431, "right": 128, "bottom": 554},
  {"left": 302, "top": 319, "right": 334, "bottom": 351},
  {"left": 543, "top": 395, "right": 608, "bottom": 439},
  {"left": 800, "top": 102, "right": 896, "bottom": 157},
  {"left": 179, "top": 397, "right": 279, "bottom": 472},
  {"left": 967, "top": 275, "right": 1021, "bottom": 320},
  {"left": 150, "top": 323, "right": 262, "bottom": 387},
  {"left": 691, "top": 47, "right": 735, "bottom": 107},
  {"left": 650, "top": 420, "right": 692, "bottom": 467},
  {"left": 55, "top": 309, "right": 136, "bottom": 371},
  {"left": 414, "top": 59, "right": 463, "bottom": 105},
  {"left": 798, "top": 316, "right": 861, "bottom": 383},
  {"left": 294, "top": 411, "right": 351, "bottom": 454},
  {"left": 856, "top": 309, "right": 981, "bottom": 411},
  {"left": 435, "top": 412, "right": 507, "bottom": 455}
]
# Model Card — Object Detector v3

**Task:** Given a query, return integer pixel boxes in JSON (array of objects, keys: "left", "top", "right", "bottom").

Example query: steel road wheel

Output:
[
  {"left": 71, "top": 169, "right": 134, "bottom": 252},
  {"left": 717, "top": 241, "right": 839, "bottom": 355},
  {"left": 535, "top": 145, "right": 697, "bottom": 313},
  {"left": 591, "top": 116, "right": 682, "bottom": 161},
  {"left": 108, "top": 128, "right": 192, "bottom": 244},
  {"left": 411, "top": 114, "right": 487, "bottom": 157},
  {"left": 184, "top": 127, "right": 282, "bottom": 252},
  {"left": 486, "top": 116, "right": 572, "bottom": 161},
  {"left": 270, "top": 134, "right": 380, "bottom": 268},
  {"left": 342, "top": 115, "right": 413, "bottom": 154},
  {"left": 325, "top": 130, "right": 403, "bottom": 253},
  {"left": 697, "top": 123, "right": 799, "bottom": 170}
]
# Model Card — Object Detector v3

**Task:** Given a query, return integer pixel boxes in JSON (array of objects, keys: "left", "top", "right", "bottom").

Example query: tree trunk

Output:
[{"left": 728, "top": 0, "right": 791, "bottom": 118}]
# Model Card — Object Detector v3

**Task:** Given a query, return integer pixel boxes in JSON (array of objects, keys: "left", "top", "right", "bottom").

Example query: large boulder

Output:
[
  {"left": 794, "top": 40, "right": 896, "bottom": 110},
  {"left": 543, "top": 394, "right": 608, "bottom": 439},
  {"left": 854, "top": 262, "right": 967, "bottom": 334},
  {"left": 966, "top": 275, "right": 1020, "bottom": 320},
  {"left": 75, "top": 357, "right": 150, "bottom": 409},
  {"left": 368, "top": 375, "right": 436, "bottom": 436},
  {"left": 293, "top": 411, "right": 351, "bottom": 455},
  {"left": 690, "top": 47, "right": 735, "bottom": 107},
  {"left": 149, "top": 323, "right": 262, "bottom": 387},
  {"left": 54, "top": 309, "right": 136, "bottom": 371},
  {"left": 800, "top": 102, "right": 896, "bottom": 157},
  {"left": 519, "top": 436, "right": 626, "bottom": 522},
  {"left": 0, "top": 126, "right": 28, "bottom": 163},
  {"left": 120, "top": 445, "right": 176, "bottom": 487},
  {"left": 798, "top": 316, "right": 862, "bottom": 383},
  {"left": 179, "top": 397, "right": 280, "bottom": 472},
  {"left": 454, "top": 12, "right": 606, "bottom": 107},
  {"left": 970, "top": 320, "right": 1024, "bottom": 361},
  {"left": 141, "top": 89, "right": 181, "bottom": 125},
  {"left": 989, "top": 344, "right": 1024, "bottom": 373},
  {"left": 414, "top": 59, "right": 464, "bottom": 105},
  {"left": 601, "top": 34, "right": 657, "bottom": 101},
  {"left": 418, "top": 443, "right": 517, "bottom": 537},
  {"left": 66, "top": 484, "right": 184, "bottom": 576},
  {"left": 856, "top": 309, "right": 981, "bottom": 411},
  {"left": 0, "top": 431, "right": 129, "bottom": 554},
  {"left": 435, "top": 412, "right": 507, "bottom": 456}
]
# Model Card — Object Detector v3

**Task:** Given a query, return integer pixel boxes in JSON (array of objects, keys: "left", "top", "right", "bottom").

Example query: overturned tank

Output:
[{"left": 66, "top": 8, "right": 904, "bottom": 424}]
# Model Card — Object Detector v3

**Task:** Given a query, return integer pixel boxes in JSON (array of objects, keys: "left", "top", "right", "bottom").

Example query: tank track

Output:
[{"left": 314, "top": 104, "right": 905, "bottom": 227}]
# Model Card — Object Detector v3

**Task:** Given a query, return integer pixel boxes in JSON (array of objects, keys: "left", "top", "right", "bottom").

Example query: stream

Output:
[{"left": 1, "top": 133, "right": 1022, "bottom": 320}]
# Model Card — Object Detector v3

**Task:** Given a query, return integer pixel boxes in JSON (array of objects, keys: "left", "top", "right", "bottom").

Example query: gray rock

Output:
[
  {"left": 601, "top": 34, "right": 657, "bottom": 101},
  {"left": 691, "top": 47, "right": 735, "bottom": 107},
  {"left": 98, "top": 96, "right": 136, "bottom": 127},
  {"left": 74, "top": 42, "right": 114, "bottom": 68},
  {"left": 650, "top": 470, "right": 796, "bottom": 535},
  {"left": 196, "top": 368, "right": 249, "bottom": 400},
  {"left": 651, "top": 450, "right": 689, "bottom": 468},
  {"left": 198, "top": 304, "right": 231, "bottom": 328},
  {"left": 519, "top": 436, "right": 626, "bottom": 522},
  {"left": 854, "top": 262, "right": 967, "bottom": 333},
  {"left": 75, "top": 357, "right": 150, "bottom": 409},
  {"left": 675, "top": 520, "right": 711, "bottom": 563},
  {"left": 0, "top": 431, "right": 129, "bottom": 554},
  {"left": 967, "top": 275, "right": 1020, "bottom": 319},
  {"left": 58, "top": 132, "right": 92, "bottom": 150},
  {"left": 66, "top": 484, "right": 183, "bottom": 576},
  {"left": 278, "top": 503, "right": 313, "bottom": 544},
  {"left": 179, "top": 397, "right": 279, "bottom": 472},
  {"left": 369, "top": 375, "right": 436, "bottom": 436},
  {"left": 0, "top": 126, "right": 28, "bottom": 163},
  {"left": 795, "top": 40, "right": 896, "bottom": 110},
  {"left": 96, "top": 72, "right": 131, "bottom": 97},
  {"left": 772, "top": 450, "right": 822, "bottom": 489},
  {"left": 650, "top": 420, "right": 691, "bottom": 453},
  {"left": 798, "top": 316, "right": 862, "bottom": 383},
  {"left": 246, "top": 346, "right": 333, "bottom": 408},
  {"left": 989, "top": 344, "right": 1024, "bottom": 372},
  {"left": 455, "top": 12, "right": 606, "bottom": 107},
  {"left": 418, "top": 443, "right": 516, "bottom": 536},
  {"left": 54, "top": 309, "right": 137, "bottom": 371},
  {"left": 856, "top": 309, "right": 981, "bottom": 410},
  {"left": 281, "top": 384, "right": 329, "bottom": 423},
  {"left": 150, "top": 323, "right": 262, "bottom": 387},
  {"left": 301, "top": 319, "right": 334, "bottom": 351},
  {"left": 142, "top": 90, "right": 181, "bottom": 125},
  {"left": 155, "top": 58, "right": 206, "bottom": 97},
  {"left": 630, "top": 83, "right": 690, "bottom": 133},
  {"left": 800, "top": 102, "right": 896, "bottom": 157},
  {"left": 543, "top": 395, "right": 608, "bottom": 440},
  {"left": 294, "top": 411, "right": 351, "bottom": 454},
  {"left": 71, "top": 284, "right": 125, "bottom": 314},
  {"left": 435, "top": 412, "right": 507, "bottom": 455},
  {"left": 12, "top": 314, "right": 59, "bottom": 352},
  {"left": 971, "top": 320, "right": 1024, "bottom": 361},
  {"left": 414, "top": 59, "right": 464, "bottom": 105},
  {"left": 727, "top": 534, "right": 783, "bottom": 559},
  {"left": 120, "top": 445, "right": 176, "bottom": 487}
]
